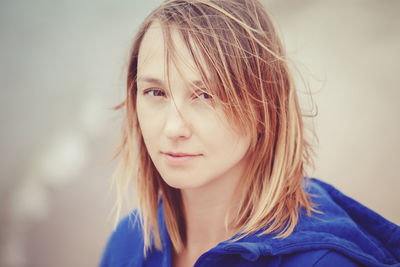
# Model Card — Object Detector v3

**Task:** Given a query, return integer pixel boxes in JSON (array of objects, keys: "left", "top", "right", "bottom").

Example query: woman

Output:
[{"left": 100, "top": 0, "right": 400, "bottom": 266}]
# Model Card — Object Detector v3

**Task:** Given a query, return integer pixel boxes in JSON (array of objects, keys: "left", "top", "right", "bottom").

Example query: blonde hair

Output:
[{"left": 112, "top": 0, "right": 317, "bottom": 255}]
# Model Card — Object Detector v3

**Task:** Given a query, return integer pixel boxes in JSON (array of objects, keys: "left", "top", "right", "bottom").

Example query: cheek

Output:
[
  {"left": 200, "top": 116, "right": 251, "bottom": 157},
  {"left": 136, "top": 102, "right": 160, "bottom": 152},
  {"left": 218, "top": 133, "right": 250, "bottom": 160}
]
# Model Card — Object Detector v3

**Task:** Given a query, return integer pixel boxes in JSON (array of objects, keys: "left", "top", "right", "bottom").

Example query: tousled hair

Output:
[{"left": 112, "top": 0, "right": 317, "bottom": 255}]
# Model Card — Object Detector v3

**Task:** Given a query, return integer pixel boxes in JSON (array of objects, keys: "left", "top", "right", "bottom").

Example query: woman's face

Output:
[{"left": 136, "top": 22, "right": 251, "bottom": 190}]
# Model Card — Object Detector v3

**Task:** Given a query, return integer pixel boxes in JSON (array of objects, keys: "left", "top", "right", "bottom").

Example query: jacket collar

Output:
[{"left": 157, "top": 178, "right": 400, "bottom": 266}]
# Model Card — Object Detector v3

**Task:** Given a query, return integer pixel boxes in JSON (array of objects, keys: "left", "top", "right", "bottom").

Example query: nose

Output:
[{"left": 163, "top": 102, "right": 191, "bottom": 140}]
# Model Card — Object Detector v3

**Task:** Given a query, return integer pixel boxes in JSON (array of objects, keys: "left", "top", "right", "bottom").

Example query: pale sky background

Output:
[{"left": 0, "top": 0, "right": 399, "bottom": 266}]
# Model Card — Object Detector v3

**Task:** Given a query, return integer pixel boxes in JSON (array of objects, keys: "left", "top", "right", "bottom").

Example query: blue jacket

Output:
[{"left": 100, "top": 178, "right": 400, "bottom": 266}]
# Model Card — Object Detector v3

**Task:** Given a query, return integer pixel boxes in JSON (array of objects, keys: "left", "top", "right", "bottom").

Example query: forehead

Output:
[{"left": 137, "top": 22, "right": 205, "bottom": 83}]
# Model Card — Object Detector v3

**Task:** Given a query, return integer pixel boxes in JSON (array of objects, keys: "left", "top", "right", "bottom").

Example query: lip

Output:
[{"left": 161, "top": 151, "right": 202, "bottom": 166}]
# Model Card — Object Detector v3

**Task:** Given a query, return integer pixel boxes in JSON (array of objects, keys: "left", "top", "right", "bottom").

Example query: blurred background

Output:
[{"left": 0, "top": 0, "right": 399, "bottom": 266}]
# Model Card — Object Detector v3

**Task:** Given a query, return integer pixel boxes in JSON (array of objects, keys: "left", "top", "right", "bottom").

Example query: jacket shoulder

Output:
[
  {"left": 99, "top": 211, "right": 145, "bottom": 267},
  {"left": 281, "top": 249, "right": 361, "bottom": 267}
]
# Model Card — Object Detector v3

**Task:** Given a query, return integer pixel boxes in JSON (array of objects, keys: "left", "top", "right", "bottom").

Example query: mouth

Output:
[
  {"left": 161, "top": 151, "right": 202, "bottom": 166},
  {"left": 163, "top": 152, "right": 201, "bottom": 157}
]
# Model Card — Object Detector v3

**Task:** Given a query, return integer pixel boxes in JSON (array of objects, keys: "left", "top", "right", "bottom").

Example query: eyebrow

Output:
[
  {"left": 137, "top": 77, "right": 206, "bottom": 88},
  {"left": 137, "top": 77, "right": 165, "bottom": 86}
]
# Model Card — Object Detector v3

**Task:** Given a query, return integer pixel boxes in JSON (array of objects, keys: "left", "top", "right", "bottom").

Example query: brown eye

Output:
[
  {"left": 199, "top": 92, "right": 212, "bottom": 100},
  {"left": 144, "top": 88, "right": 166, "bottom": 97}
]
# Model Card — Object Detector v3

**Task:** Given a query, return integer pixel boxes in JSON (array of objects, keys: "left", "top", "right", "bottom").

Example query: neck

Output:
[
  {"left": 172, "top": 180, "right": 240, "bottom": 267},
  {"left": 182, "top": 187, "right": 236, "bottom": 247},
  {"left": 180, "top": 171, "right": 242, "bottom": 257},
  {"left": 172, "top": 157, "right": 249, "bottom": 267}
]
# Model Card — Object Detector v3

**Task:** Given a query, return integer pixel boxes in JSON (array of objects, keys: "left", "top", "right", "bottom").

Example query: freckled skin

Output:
[{"left": 136, "top": 22, "right": 251, "bottom": 190}]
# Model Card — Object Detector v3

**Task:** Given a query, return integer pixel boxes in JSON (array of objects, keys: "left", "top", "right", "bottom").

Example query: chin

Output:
[
  {"left": 160, "top": 175, "right": 208, "bottom": 190},
  {"left": 162, "top": 179, "right": 197, "bottom": 190}
]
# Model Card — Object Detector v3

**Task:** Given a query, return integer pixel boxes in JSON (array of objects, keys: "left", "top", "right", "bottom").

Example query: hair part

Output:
[{"left": 112, "top": 0, "right": 318, "bottom": 256}]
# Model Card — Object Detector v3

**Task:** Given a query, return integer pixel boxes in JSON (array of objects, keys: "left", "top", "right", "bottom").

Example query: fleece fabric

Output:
[{"left": 100, "top": 178, "right": 400, "bottom": 266}]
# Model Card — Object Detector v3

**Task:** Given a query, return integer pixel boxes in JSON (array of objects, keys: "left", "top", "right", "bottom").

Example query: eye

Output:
[
  {"left": 198, "top": 92, "right": 212, "bottom": 100},
  {"left": 193, "top": 90, "right": 213, "bottom": 101},
  {"left": 143, "top": 88, "right": 166, "bottom": 97}
]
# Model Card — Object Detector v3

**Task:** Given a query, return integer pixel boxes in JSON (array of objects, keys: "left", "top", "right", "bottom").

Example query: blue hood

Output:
[
  {"left": 194, "top": 178, "right": 399, "bottom": 266},
  {"left": 100, "top": 178, "right": 400, "bottom": 266}
]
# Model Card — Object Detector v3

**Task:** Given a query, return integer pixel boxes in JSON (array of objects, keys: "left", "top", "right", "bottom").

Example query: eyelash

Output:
[
  {"left": 143, "top": 88, "right": 166, "bottom": 97},
  {"left": 196, "top": 92, "right": 212, "bottom": 100},
  {"left": 142, "top": 88, "right": 213, "bottom": 101}
]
